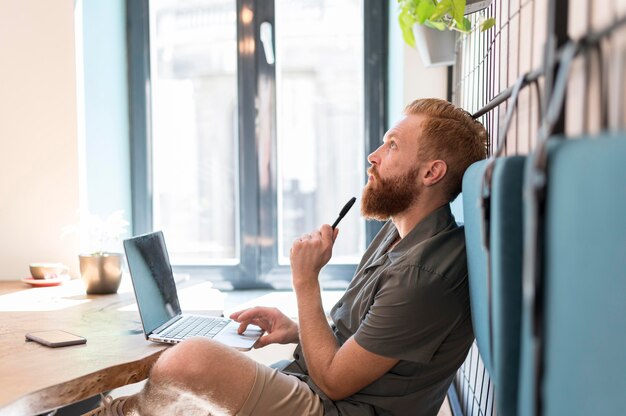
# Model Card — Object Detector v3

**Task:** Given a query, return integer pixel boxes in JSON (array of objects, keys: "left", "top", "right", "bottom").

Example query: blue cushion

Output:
[
  {"left": 462, "top": 160, "right": 493, "bottom": 375},
  {"left": 463, "top": 157, "right": 526, "bottom": 415},
  {"left": 540, "top": 134, "right": 626, "bottom": 415},
  {"left": 490, "top": 156, "right": 525, "bottom": 416}
]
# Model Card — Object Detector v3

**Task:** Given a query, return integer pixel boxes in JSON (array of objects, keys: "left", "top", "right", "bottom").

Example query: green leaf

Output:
[
  {"left": 401, "top": 25, "right": 417, "bottom": 47},
  {"left": 398, "top": 0, "right": 419, "bottom": 17},
  {"left": 431, "top": 0, "right": 452, "bottom": 22},
  {"left": 456, "top": 16, "right": 471, "bottom": 32},
  {"left": 480, "top": 17, "right": 496, "bottom": 31},
  {"left": 398, "top": 9, "right": 416, "bottom": 32},
  {"left": 451, "top": 0, "right": 466, "bottom": 26},
  {"left": 416, "top": 1, "right": 436, "bottom": 24},
  {"left": 398, "top": 11, "right": 417, "bottom": 46}
]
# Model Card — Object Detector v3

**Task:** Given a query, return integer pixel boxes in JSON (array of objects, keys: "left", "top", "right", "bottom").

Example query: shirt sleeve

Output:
[{"left": 353, "top": 264, "right": 465, "bottom": 363}]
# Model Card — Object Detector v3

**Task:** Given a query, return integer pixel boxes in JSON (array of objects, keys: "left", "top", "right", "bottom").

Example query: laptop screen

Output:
[{"left": 123, "top": 231, "right": 182, "bottom": 336}]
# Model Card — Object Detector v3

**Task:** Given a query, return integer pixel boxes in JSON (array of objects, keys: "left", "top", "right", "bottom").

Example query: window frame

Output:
[{"left": 127, "top": 0, "right": 387, "bottom": 289}]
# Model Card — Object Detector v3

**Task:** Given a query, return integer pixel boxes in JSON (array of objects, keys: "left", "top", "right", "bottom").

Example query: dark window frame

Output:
[{"left": 127, "top": 0, "right": 387, "bottom": 289}]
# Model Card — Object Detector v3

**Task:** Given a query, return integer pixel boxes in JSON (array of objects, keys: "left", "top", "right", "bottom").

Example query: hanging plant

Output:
[{"left": 398, "top": 0, "right": 496, "bottom": 47}]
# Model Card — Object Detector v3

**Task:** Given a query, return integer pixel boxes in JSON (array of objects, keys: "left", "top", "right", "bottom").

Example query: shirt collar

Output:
[{"left": 387, "top": 204, "right": 457, "bottom": 261}]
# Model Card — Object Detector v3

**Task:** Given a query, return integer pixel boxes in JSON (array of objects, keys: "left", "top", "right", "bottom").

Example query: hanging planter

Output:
[
  {"left": 412, "top": 23, "right": 457, "bottom": 67},
  {"left": 398, "top": 0, "right": 496, "bottom": 68}
]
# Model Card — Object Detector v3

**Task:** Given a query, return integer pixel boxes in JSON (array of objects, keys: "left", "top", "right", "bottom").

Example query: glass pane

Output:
[
  {"left": 149, "top": 0, "right": 238, "bottom": 265},
  {"left": 276, "top": 0, "right": 366, "bottom": 264}
]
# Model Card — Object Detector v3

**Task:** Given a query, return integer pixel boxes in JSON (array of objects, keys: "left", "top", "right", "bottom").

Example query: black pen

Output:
[{"left": 331, "top": 197, "right": 357, "bottom": 229}]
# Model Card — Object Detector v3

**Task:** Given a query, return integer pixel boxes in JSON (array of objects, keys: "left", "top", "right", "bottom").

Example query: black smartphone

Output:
[{"left": 25, "top": 330, "right": 87, "bottom": 348}]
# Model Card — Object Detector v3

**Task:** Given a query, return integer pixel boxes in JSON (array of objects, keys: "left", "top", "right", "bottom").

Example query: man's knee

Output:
[
  {"left": 150, "top": 337, "right": 227, "bottom": 385},
  {"left": 141, "top": 338, "right": 257, "bottom": 414}
]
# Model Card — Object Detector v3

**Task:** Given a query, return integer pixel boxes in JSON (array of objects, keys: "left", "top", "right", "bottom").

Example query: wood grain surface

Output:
[
  {"left": 0, "top": 278, "right": 295, "bottom": 415},
  {"left": 0, "top": 279, "right": 167, "bottom": 414}
]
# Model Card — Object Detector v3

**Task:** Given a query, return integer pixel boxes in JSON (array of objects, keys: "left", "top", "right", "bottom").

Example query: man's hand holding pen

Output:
[
  {"left": 290, "top": 197, "right": 355, "bottom": 293},
  {"left": 290, "top": 224, "right": 338, "bottom": 292}
]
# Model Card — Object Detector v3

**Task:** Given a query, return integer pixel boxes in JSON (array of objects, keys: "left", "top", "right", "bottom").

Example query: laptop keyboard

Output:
[{"left": 161, "top": 316, "right": 229, "bottom": 340}]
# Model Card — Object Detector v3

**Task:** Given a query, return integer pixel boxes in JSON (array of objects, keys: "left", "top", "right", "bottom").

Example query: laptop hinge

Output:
[{"left": 150, "top": 314, "right": 183, "bottom": 336}]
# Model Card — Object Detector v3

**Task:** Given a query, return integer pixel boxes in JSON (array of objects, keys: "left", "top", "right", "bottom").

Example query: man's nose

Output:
[{"left": 367, "top": 145, "right": 382, "bottom": 165}]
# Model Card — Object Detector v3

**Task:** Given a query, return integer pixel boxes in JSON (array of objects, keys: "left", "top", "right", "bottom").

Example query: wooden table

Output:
[{"left": 0, "top": 278, "right": 295, "bottom": 415}]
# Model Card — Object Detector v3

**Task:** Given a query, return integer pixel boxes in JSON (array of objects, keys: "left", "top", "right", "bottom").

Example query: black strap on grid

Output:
[
  {"left": 479, "top": 73, "right": 526, "bottom": 366},
  {"left": 527, "top": 40, "right": 578, "bottom": 416}
]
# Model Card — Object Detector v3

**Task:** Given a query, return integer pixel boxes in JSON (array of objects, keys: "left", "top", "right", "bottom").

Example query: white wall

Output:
[
  {"left": 403, "top": 44, "right": 449, "bottom": 101},
  {"left": 0, "top": 1, "right": 80, "bottom": 279},
  {"left": 387, "top": 1, "right": 448, "bottom": 127}
]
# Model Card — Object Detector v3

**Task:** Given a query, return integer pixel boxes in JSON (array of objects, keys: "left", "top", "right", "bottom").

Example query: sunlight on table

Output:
[{"left": 0, "top": 280, "right": 91, "bottom": 312}]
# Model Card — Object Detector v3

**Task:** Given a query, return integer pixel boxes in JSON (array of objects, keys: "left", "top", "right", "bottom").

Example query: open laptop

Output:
[{"left": 123, "top": 231, "right": 263, "bottom": 350}]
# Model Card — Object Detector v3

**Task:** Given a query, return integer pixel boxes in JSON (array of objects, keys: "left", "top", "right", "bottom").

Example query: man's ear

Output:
[{"left": 422, "top": 160, "right": 448, "bottom": 187}]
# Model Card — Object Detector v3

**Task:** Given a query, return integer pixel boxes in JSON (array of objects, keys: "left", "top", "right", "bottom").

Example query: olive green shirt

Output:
[{"left": 289, "top": 204, "right": 474, "bottom": 416}]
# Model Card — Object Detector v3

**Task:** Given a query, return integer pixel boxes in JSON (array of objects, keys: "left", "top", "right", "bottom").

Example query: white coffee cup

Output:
[{"left": 29, "top": 263, "right": 69, "bottom": 279}]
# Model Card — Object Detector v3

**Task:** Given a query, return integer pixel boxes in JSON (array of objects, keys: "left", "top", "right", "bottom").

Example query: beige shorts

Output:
[{"left": 237, "top": 362, "right": 325, "bottom": 416}]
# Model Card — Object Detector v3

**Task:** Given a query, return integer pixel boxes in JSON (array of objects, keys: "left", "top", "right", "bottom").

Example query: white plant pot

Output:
[{"left": 412, "top": 24, "right": 457, "bottom": 68}]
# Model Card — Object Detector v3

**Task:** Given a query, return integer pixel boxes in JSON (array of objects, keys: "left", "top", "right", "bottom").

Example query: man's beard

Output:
[{"left": 361, "top": 166, "right": 421, "bottom": 221}]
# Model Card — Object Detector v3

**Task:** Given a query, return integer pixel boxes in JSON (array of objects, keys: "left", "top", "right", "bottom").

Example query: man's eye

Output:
[{"left": 390, "top": 142, "right": 397, "bottom": 149}]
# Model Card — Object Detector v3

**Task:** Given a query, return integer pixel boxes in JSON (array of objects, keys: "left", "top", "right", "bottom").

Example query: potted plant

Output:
[
  {"left": 398, "top": 0, "right": 496, "bottom": 67},
  {"left": 63, "top": 210, "right": 130, "bottom": 294}
]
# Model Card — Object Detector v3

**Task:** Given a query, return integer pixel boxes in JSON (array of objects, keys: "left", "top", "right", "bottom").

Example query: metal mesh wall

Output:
[
  {"left": 450, "top": 0, "right": 626, "bottom": 415},
  {"left": 452, "top": 1, "right": 545, "bottom": 415}
]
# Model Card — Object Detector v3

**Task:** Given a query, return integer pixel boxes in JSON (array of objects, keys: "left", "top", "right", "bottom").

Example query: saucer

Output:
[{"left": 21, "top": 275, "right": 71, "bottom": 287}]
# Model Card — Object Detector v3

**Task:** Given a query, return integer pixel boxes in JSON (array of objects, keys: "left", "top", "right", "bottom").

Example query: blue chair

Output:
[
  {"left": 489, "top": 156, "right": 525, "bottom": 416},
  {"left": 526, "top": 133, "right": 626, "bottom": 415},
  {"left": 463, "top": 156, "right": 526, "bottom": 416},
  {"left": 462, "top": 160, "right": 494, "bottom": 376}
]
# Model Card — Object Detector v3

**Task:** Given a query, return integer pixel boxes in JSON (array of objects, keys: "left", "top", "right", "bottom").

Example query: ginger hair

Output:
[{"left": 404, "top": 98, "right": 488, "bottom": 202}]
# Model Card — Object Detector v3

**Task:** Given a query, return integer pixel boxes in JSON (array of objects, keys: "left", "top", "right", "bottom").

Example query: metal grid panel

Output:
[
  {"left": 451, "top": 1, "right": 626, "bottom": 415},
  {"left": 453, "top": 0, "right": 542, "bottom": 157},
  {"left": 455, "top": 343, "right": 496, "bottom": 416},
  {"left": 451, "top": 1, "right": 542, "bottom": 415}
]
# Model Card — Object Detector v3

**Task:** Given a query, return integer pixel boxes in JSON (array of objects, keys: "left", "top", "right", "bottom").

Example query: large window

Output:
[
  {"left": 129, "top": 0, "right": 386, "bottom": 289},
  {"left": 149, "top": 2, "right": 239, "bottom": 265}
]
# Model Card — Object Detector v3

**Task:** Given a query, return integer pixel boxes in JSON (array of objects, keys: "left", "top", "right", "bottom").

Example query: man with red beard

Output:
[{"left": 86, "top": 99, "right": 487, "bottom": 416}]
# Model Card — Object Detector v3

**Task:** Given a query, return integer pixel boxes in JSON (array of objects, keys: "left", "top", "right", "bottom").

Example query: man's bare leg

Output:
[{"left": 123, "top": 337, "right": 257, "bottom": 415}]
